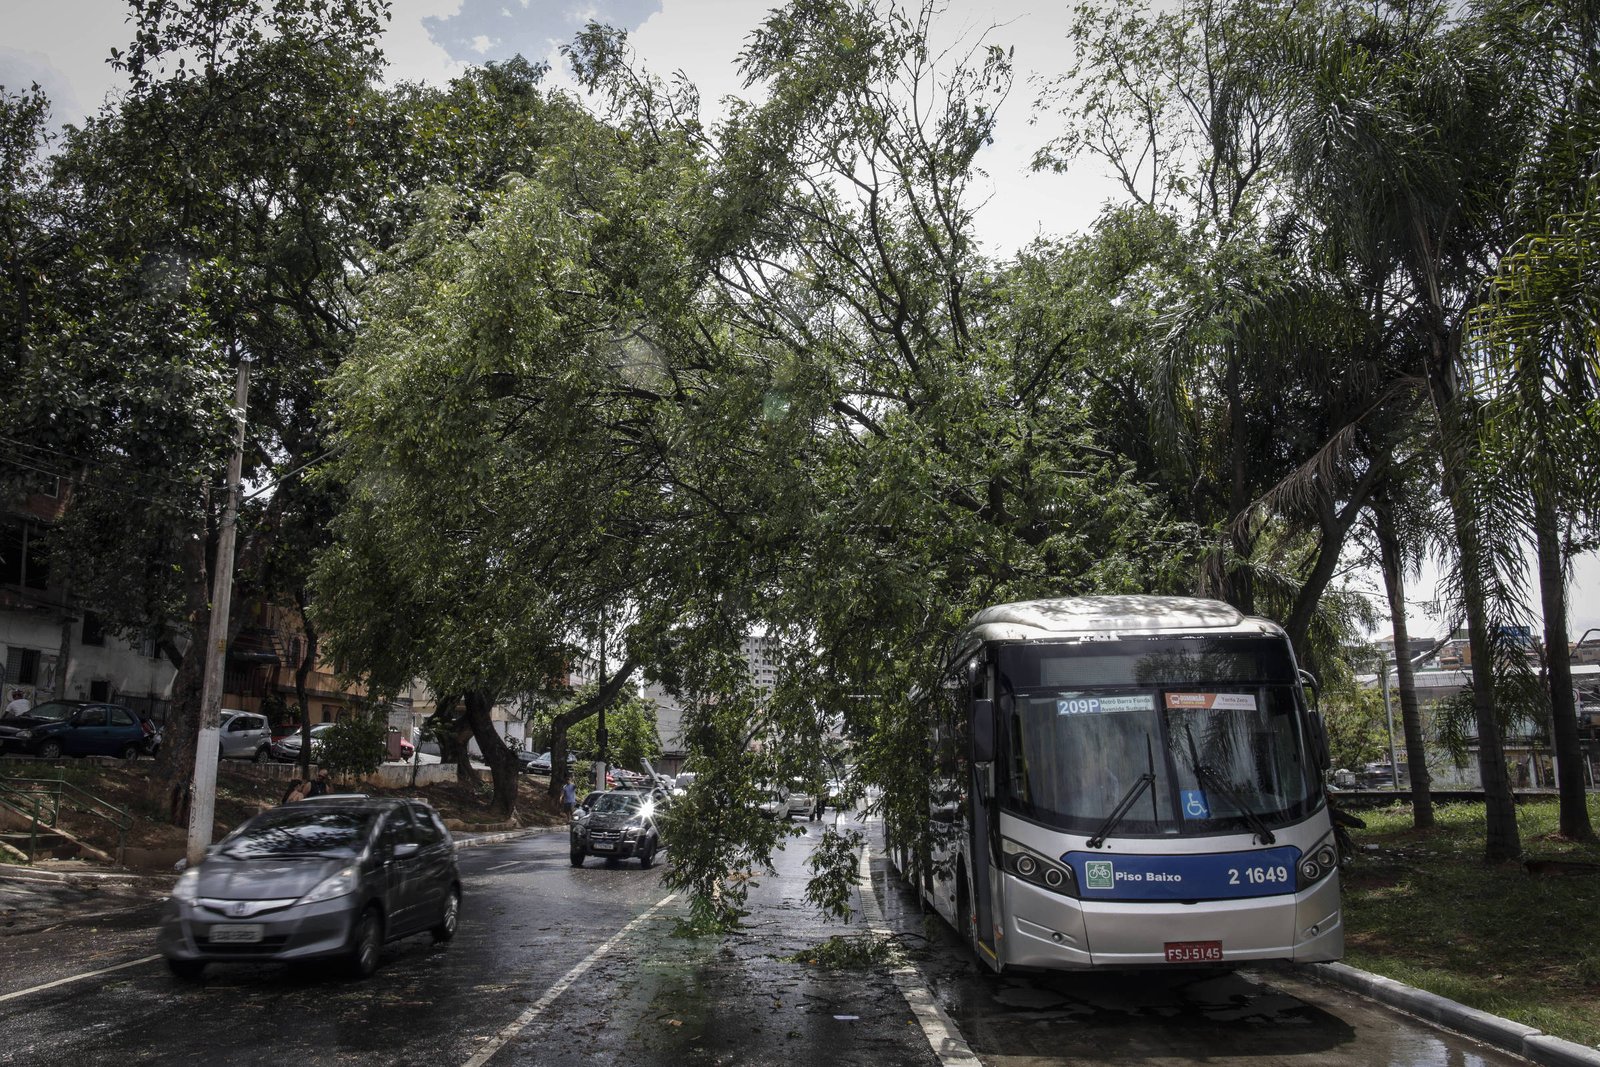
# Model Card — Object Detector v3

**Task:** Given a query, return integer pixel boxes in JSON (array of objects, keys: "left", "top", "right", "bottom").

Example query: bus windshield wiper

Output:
[
  {"left": 1087, "top": 773, "right": 1156, "bottom": 849},
  {"left": 1193, "top": 764, "right": 1276, "bottom": 845}
]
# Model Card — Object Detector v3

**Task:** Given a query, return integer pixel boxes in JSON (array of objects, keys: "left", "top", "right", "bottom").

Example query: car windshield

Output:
[
  {"left": 219, "top": 808, "right": 374, "bottom": 858},
  {"left": 23, "top": 701, "right": 78, "bottom": 723},
  {"left": 998, "top": 635, "right": 1319, "bottom": 837},
  {"left": 592, "top": 793, "right": 642, "bottom": 815}
]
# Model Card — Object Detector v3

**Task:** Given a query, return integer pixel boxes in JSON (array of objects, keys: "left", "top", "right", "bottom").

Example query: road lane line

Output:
[
  {"left": 484, "top": 861, "right": 525, "bottom": 871},
  {"left": 857, "top": 846, "right": 983, "bottom": 1067},
  {"left": 0, "top": 955, "right": 161, "bottom": 1004},
  {"left": 462, "top": 891, "right": 679, "bottom": 1067}
]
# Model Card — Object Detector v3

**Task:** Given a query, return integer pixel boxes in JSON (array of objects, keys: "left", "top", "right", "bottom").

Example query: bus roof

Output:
[{"left": 958, "top": 595, "right": 1280, "bottom": 651}]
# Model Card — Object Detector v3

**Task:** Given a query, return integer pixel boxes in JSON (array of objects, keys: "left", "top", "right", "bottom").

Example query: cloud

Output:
[
  {"left": 424, "top": 0, "right": 662, "bottom": 65},
  {"left": 0, "top": 47, "right": 83, "bottom": 124}
]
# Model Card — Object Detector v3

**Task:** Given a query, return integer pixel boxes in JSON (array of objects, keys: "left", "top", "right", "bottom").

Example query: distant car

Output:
[
  {"left": 218, "top": 710, "right": 271, "bottom": 763},
  {"left": 157, "top": 796, "right": 460, "bottom": 980},
  {"left": 0, "top": 700, "right": 158, "bottom": 760},
  {"left": 757, "top": 785, "right": 788, "bottom": 819},
  {"left": 569, "top": 789, "right": 664, "bottom": 868},
  {"left": 784, "top": 779, "right": 816, "bottom": 817},
  {"left": 511, "top": 749, "right": 543, "bottom": 774},
  {"left": 271, "top": 721, "right": 335, "bottom": 762}
]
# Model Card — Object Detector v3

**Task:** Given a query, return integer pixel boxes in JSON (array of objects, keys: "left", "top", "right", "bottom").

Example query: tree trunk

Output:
[
  {"left": 55, "top": 608, "right": 74, "bottom": 702},
  {"left": 1533, "top": 494, "right": 1595, "bottom": 841},
  {"left": 293, "top": 590, "right": 319, "bottom": 779},
  {"left": 462, "top": 689, "right": 519, "bottom": 817},
  {"left": 1374, "top": 496, "right": 1434, "bottom": 829},
  {"left": 547, "top": 657, "right": 639, "bottom": 798}
]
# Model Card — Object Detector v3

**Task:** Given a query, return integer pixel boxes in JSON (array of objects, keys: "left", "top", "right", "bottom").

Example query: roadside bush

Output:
[{"left": 315, "top": 713, "right": 387, "bottom": 780}]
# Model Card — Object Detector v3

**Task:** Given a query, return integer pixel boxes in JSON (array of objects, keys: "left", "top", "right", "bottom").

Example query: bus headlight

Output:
[
  {"left": 1001, "top": 838, "right": 1077, "bottom": 898},
  {"left": 1296, "top": 832, "right": 1338, "bottom": 890}
]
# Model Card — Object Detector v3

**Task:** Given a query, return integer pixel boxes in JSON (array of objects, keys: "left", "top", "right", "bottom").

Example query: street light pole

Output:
[{"left": 186, "top": 358, "right": 250, "bottom": 867}]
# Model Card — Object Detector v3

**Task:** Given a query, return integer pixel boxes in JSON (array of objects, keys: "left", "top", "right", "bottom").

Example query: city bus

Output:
[{"left": 887, "top": 595, "right": 1343, "bottom": 971}]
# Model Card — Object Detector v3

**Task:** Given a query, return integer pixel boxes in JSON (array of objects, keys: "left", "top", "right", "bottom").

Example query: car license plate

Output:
[
  {"left": 592, "top": 841, "right": 614, "bottom": 851},
  {"left": 1164, "top": 940, "right": 1222, "bottom": 962},
  {"left": 210, "top": 924, "right": 264, "bottom": 944}
]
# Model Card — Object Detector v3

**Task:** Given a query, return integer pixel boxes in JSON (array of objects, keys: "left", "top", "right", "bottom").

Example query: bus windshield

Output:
[{"left": 997, "top": 636, "right": 1319, "bottom": 837}]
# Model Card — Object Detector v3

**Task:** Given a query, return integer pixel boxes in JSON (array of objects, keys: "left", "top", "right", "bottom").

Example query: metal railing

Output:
[{"left": 0, "top": 769, "right": 133, "bottom": 863}]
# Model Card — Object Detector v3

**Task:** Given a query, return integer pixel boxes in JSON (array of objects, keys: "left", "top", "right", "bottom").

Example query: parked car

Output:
[
  {"left": 0, "top": 700, "right": 158, "bottom": 760},
  {"left": 511, "top": 749, "right": 543, "bottom": 774},
  {"left": 569, "top": 789, "right": 664, "bottom": 868},
  {"left": 157, "top": 796, "right": 460, "bottom": 980},
  {"left": 218, "top": 710, "right": 272, "bottom": 763},
  {"left": 270, "top": 721, "right": 335, "bottom": 762}
]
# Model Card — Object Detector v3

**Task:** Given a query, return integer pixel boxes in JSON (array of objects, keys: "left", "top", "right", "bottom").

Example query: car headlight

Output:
[
  {"left": 16, "top": 729, "right": 33, "bottom": 739},
  {"left": 298, "top": 865, "right": 359, "bottom": 905},
  {"left": 172, "top": 867, "right": 200, "bottom": 903}
]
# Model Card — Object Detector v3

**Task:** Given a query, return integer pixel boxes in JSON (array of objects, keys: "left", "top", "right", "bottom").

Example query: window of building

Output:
[
  {"left": 5, "top": 646, "right": 41, "bottom": 686},
  {"left": 82, "top": 613, "right": 107, "bottom": 647},
  {"left": 89, "top": 679, "right": 111, "bottom": 702},
  {"left": 1, "top": 519, "right": 50, "bottom": 590}
]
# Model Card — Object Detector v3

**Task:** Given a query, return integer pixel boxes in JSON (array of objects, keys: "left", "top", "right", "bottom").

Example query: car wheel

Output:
[
  {"left": 639, "top": 839, "right": 656, "bottom": 869},
  {"left": 119, "top": 743, "right": 141, "bottom": 760},
  {"left": 166, "top": 958, "right": 205, "bottom": 981},
  {"left": 38, "top": 739, "right": 62, "bottom": 759},
  {"left": 432, "top": 886, "right": 461, "bottom": 943},
  {"left": 570, "top": 850, "right": 586, "bottom": 867},
  {"left": 346, "top": 906, "right": 383, "bottom": 979},
  {"left": 253, "top": 746, "right": 268, "bottom": 764}
]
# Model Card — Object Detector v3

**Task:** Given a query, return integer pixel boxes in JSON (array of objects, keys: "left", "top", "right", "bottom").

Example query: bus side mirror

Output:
[
  {"left": 972, "top": 698, "right": 995, "bottom": 763},
  {"left": 1299, "top": 668, "right": 1321, "bottom": 712},
  {"left": 1308, "top": 711, "right": 1331, "bottom": 771}
]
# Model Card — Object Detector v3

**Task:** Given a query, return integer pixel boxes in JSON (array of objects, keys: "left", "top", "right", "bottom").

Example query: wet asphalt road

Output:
[{"left": 0, "top": 814, "right": 1531, "bottom": 1067}]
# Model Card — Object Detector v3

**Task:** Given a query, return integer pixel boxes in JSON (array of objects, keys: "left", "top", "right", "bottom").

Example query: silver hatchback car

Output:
[
  {"left": 218, "top": 710, "right": 271, "bottom": 762},
  {"left": 157, "top": 796, "right": 460, "bottom": 979}
]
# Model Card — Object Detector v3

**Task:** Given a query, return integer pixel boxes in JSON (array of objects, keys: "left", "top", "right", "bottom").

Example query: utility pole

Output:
[
  {"left": 595, "top": 608, "right": 609, "bottom": 792},
  {"left": 187, "top": 358, "right": 251, "bottom": 866},
  {"left": 1379, "top": 651, "right": 1399, "bottom": 791}
]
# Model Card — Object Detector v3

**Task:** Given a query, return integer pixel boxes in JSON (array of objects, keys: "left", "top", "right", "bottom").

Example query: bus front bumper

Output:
[{"left": 1000, "top": 871, "right": 1343, "bottom": 970}]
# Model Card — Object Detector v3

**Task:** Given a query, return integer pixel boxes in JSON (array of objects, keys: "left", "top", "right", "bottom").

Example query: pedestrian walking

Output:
[
  {"left": 307, "top": 767, "right": 331, "bottom": 797},
  {"left": 810, "top": 790, "right": 824, "bottom": 821},
  {"left": 561, "top": 777, "right": 577, "bottom": 816},
  {"left": 280, "top": 778, "right": 308, "bottom": 804}
]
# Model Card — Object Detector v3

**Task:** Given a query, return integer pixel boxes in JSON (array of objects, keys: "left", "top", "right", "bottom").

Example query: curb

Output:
[
  {"left": 452, "top": 826, "right": 560, "bottom": 850},
  {"left": 0, "top": 865, "right": 171, "bottom": 888},
  {"left": 0, "top": 824, "right": 560, "bottom": 886},
  {"left": 1305, "top": 962, "right": 1600, "bottom": 1067}
]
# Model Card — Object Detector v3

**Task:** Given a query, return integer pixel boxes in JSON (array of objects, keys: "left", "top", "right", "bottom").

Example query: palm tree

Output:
[{"left": 1265, "top": 0, "right": 1561, "bottom": 863}]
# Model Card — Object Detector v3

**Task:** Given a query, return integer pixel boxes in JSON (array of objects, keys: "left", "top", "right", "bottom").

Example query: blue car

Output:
[{"left": 0, "top": 700, "right": 159, "bottom": 760}]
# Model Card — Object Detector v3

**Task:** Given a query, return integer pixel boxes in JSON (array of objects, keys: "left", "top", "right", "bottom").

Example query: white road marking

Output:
[
  {"left": 462, "top": 891, "right": 679, "bottom": 1067},
  {"left": 857, "top": 846, "right": 984, "bottom": 1067},
  {"left": 484, "top": 861, "right": 524, "bottom": 871},
  {"left": 0, "top": 955, "right": 161, "bottom": 1004}
]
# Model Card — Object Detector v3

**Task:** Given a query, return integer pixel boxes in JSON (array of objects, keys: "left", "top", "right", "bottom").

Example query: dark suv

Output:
[
  {"left": 157, "top": 796, "right": 461, "bottom": 980},
  {"left": 0, "top": 700, "right": 158, "bottom": 759},
  {"left": 570, "top": 789, "right": 665, "bottom": 868}
]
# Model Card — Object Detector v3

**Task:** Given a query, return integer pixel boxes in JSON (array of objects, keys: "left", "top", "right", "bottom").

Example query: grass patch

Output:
[{"left": 1342, "top": 795, "right": 1600, "bottom": 1048}]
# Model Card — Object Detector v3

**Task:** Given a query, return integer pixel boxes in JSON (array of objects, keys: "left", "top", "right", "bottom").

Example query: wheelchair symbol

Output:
[{"left": 1182, "top": 791, "right": 1210, "bottom": 819}]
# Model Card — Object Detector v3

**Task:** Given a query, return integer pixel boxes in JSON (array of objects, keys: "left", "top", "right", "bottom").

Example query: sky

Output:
[{"left": 4, "top": 0, "right": 1596, "bottom": 645}]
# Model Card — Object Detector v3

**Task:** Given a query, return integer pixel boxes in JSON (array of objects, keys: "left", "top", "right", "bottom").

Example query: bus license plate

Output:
[
  {"left": 210, "top": 924, "right": 264, "bottom": 944},
  {"left": 1164, "top": 941, "right": 1222, "bottom": 962}
]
